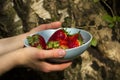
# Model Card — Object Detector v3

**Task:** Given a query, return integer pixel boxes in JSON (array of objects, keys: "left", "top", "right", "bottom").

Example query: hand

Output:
[
  {"left": 0, "top": 21, "right": 71, "bottom": 75},
  {"left": 29, "top": 21, "right": 61, "bottom": 34},
  {"left": 16, "top": 47, "right": 72, "bottom": 72},
  {"left": 21, "top": 22, "right": 71, "bottom": 72},
  {"left": 0, "top": 21, "right": 61, "bottom": 55}
]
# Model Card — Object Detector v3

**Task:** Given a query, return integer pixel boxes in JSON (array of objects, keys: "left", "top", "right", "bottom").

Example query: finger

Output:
[
  {"left": 35, "top": 49, "right": 66, "bottom": 59},
  {"left": 37, "top": 61, "right": 72, "bottom": 72},
  {"left": 40, "top": 21, "right": 62, "bottom": 30},
  {"left": 48, "top": 62, "right": 72, "bottom": 72},
  {"left": 33, "top": 21, "right": 62, "bottom": 32}
]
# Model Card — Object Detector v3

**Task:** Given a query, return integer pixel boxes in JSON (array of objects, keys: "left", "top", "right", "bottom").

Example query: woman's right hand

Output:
[{"left": 16, "top": 47, "right": 72, "bottom": 72}]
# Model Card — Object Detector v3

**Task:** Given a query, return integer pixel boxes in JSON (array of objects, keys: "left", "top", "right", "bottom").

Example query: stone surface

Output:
[{"left": 0, "top": 0, "right": 120, "bottom": 80}]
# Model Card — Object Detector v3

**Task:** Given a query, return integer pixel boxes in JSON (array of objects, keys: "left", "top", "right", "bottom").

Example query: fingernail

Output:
[{"left": 58, "top": 50, "right": 66, "bottom": 57}]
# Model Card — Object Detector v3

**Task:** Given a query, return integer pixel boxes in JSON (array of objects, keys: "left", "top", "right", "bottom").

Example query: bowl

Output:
[{"left": 24, "top": 28, "right": 92, "bottom": 62}]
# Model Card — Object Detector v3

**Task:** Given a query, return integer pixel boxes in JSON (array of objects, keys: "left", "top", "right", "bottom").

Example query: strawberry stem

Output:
[
  {"left": 36, "top": 44, "right": 42, "bottom": 49},
  {"left": 47, "top": 41, "right": 60, "bottom": 49},
  {"left": 27, "top": 34, "right": 39, "bottom": 46}
]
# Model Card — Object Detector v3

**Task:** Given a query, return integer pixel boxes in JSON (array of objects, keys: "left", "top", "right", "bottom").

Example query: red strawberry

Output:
[
  {"left": 48, "top": 29, "right": 68, "bottom": 41},
  {"left": 68, "top": 32, "right": 83, "bottom": 48},
  {"left": 27, "top": 34, "right": 46, "bottom": 49},
  {"left": 47, "top": 29, "right": 68, "bottom": 49}
]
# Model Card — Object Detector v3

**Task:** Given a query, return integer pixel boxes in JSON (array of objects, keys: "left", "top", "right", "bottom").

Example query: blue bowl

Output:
[{"left": 24, "top": 28, "right": 92, "bottom": 62}]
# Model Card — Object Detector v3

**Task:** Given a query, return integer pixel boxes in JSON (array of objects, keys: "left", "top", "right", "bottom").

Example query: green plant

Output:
[
  {"left": 103, "top": 14, "right": 120, "bottom": 28},
  {"left": 91, "top": 38, "right": 98, "bottom": 47}
]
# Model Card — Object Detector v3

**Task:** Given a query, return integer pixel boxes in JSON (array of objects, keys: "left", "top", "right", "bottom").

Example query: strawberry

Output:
[
  {"left": 68, "top": 32, "right": 83, "bottom": 48},
  {"left": 47, "top": 29, "right": 68, "bottom": 49},
  {"left": 27, "top": 34, "right": 46, "bottom": 49},
  {"left": 26, "top": 28, "right": 83, "bottom": 50},
  {"left": 48, "top": 29, "right": 68, "bottom": 41}
]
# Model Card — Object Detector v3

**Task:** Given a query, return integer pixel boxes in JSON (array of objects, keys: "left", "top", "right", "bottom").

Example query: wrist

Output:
[
  {"left": 14, "top": 48, "right": 31, "bottom": 66},
  {"left": 17, "top": 32, "right": 30, "bottom": 48},
  {"left": 0, "top": 51, "right": 22, "bottom": 74}
]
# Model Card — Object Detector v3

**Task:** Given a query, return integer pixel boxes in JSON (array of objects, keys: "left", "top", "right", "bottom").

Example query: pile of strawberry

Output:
[{"left": 27, "top": 29, "right": 83, "bottom": 50}]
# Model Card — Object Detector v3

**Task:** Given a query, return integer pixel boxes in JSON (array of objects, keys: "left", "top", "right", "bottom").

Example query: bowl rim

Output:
[{"left": 24, "top": 28, "right": 93, "bottom": 50}]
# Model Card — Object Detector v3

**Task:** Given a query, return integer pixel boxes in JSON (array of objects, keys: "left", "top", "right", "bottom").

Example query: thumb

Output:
[{"left": 35, "top": 49, "right": 66, "bottom": 59}]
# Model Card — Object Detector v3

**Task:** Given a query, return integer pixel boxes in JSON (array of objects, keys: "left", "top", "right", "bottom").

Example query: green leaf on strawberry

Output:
[{"left": 27, "top": 34, "right": 46, "bottom": 49}]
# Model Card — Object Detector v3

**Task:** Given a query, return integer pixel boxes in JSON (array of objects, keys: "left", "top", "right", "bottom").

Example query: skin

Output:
[{"left": 0, "top": 21, "right": 72, "bottom": 75}]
